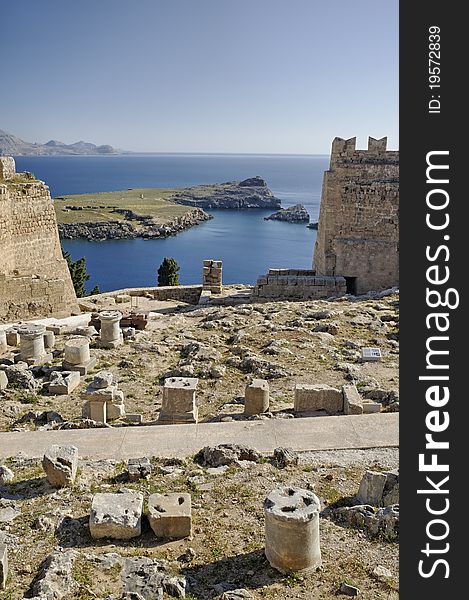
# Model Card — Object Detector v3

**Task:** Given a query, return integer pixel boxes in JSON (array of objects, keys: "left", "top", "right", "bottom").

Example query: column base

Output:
[{"left": 62, "top": 356, "right": 97, "bottom": 376}]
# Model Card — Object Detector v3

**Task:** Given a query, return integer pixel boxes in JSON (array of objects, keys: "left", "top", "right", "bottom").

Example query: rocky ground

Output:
[
  {"left": 0, "top": 293, "right": 399, "bottom": 599},
  {"left": 0, "top": 447, "right": 398, "bottom": 600},
  {"left": 0, "top": 293, "right": 399, "bottom": 430}
]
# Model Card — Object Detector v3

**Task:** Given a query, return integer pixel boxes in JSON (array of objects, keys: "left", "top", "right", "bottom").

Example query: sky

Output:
[{"left": 2, "top": 0, "right": 398, "bottom": 154}]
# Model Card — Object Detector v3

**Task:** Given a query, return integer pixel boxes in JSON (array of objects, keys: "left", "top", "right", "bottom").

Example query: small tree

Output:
[
  {"left": 63, "top": 249, "right": 91, "bottom": 298},
  {"left": 157, "top": 257, "right": 180, "bottom": 286},
  {"left": 89, "top": 285, "right": 101, "bottom": 296}
]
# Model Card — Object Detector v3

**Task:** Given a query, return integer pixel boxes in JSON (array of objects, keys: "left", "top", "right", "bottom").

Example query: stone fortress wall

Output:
[
  {"left": 0, "top": 157, "right": 79, "bottom": 321},
  {"left": 313, "top": 137, "right": 399, "bottom": 295}
]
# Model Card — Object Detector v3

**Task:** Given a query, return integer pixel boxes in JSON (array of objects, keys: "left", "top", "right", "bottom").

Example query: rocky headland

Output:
[
  {"left": 58, "top": 207, "right": 211, "bottom": 240},
  {"left": 172, "top": 176, "right": 282, "bottom": 210},
  {"left": 264, "top": 203, "right": 310, "bottom": 223}
]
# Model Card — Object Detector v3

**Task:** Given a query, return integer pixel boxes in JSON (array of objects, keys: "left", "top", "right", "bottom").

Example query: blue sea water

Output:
[{"left": 14, "top": 154, "right": 328, "bottom": 292}]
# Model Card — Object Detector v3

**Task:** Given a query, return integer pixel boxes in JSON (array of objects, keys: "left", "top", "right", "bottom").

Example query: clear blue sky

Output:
[{"left": 2, "top": 0, "right": 398, "bottom": 154}]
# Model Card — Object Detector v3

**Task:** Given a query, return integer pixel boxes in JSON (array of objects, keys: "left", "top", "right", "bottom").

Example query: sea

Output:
[{"left": 14, "top": 154, "right": 328, "bottom": 293}]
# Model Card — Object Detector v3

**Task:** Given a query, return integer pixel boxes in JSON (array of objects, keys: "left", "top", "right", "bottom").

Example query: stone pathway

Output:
[{"left": 0, "top": 413, "right": 398, "bottom": 460}]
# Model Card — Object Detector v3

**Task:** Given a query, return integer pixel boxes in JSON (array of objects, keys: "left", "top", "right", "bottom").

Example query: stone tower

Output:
[
  {"left": 0, "top": 156, "right": 79, "bottom": 321},
  {"left": 313, "top": 137, "right": 399, "bottom": 295}
]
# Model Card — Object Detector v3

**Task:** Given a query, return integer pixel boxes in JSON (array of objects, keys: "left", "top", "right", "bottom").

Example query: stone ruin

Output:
[
  {"left": 253, "top": 136, "right": 399, "bottom": 300},
  {"left": 0, "top": 157, "right": 79, "bottom": 322},
  {"left": 202, "top": 259, "right": 223, "bottom": 294},
  {"left": 82, "top": 370, "right": 126, "bottom": 423},
  {"left": 313, "top": 136, "right": 399, "bottom": 295},
  {"left": 158, "top": 376, "right": 198, "bottom": 424}
]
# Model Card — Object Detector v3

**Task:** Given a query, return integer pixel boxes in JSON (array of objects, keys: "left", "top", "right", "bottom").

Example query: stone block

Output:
[
  {"left": 89, "top": 492, "right": 144, "bottom": 540},
  {"left": 294, "top": 384, "right": 343, "bottom": 414},
  {"left": 43, "top": 330, "right": 55, "bottom": 349},
  {"left": 0, "top": 543, "right": 7, "bottom": 590},
  {"left": 244, "top": 379, "right": 269, "bottom": 415},
  {"left": 357, "top": 470, "right": 387, "bottom": 505},
  {"left": 88, "top": 400, "right": 107, "bottom": 423},
  {"left": 116, "top": 294, "right": 131, "bottom": 303},
  {"left": 0, "top": 371, "right": 7, "bottom": 391},
  {"left": 90, "top": 371, "right": 113, "bottom": 389},
  {"left": 362, "top": 400, "right": 381, "bottom": 413},
  {"left": 107, "top": 402, "right": 125, "bottom": 420},
  {"left": 127, "top": 458, "right": 152, "bottom": 482},
  {"left": 62, "top": 355, "right": 97, "bottom": 376},
  {"left": 42, "top": 444, "right": 78, "bottom": 487},
  {"left": 48, "top": 370, "right": 80, "bottom": 395},
  {"left": 0, "top": 331, "right": 6, "bottom": 354},
  {"left": 6, "top": 330, "right": 19, "bottom": 346},
  {"left": 342, "top": 384, "right": 363, "bottom": 415},
  {"left": 159, "top": 377, "right": 198, "bottom": 424},
  {"left": 148, "top": 492, "right": 192, "bottom": 539}
]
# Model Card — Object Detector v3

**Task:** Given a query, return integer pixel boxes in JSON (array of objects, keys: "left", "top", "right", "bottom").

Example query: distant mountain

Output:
[{"left": 0, "top": 129, "right": 121, "bottom": 155}]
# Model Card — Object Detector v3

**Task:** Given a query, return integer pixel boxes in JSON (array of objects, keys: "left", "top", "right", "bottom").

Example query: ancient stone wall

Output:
[
  {"left": 253, "top": 269, "right": 346, "bottom": 300},
  {"left": 313, "top": 137, "right": 399, "bottom": 294},
  {"left": 0, "top": 157, "right": 79, "bottom": 321}
]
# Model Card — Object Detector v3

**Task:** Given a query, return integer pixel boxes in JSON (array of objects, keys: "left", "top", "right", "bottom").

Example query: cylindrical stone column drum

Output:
[
  {"left": 264, "top": 486, "right": 321, "bottom": 573},
  {"left": 17, "top": 324, "right": 46, "bottom": 361},
  {"left": 64, "top": 337, "right": 91, "bottom": 365},
  {"left": 0, "top": 330, "right": 7, "bottom": 354},
  {"left": 99, "top": 311, "right": 122, "bottom": 343}
]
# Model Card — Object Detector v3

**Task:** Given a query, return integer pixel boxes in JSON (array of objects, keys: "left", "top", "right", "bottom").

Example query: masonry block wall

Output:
[
  {"left": 313, "top": 137, "right": 399, "bottom": 295},
  {"left": 254, "top": 269, "right": 346, "bottom": 300},
  {"left": 0, "top": 157, "right": 79, "bottom": 321}
]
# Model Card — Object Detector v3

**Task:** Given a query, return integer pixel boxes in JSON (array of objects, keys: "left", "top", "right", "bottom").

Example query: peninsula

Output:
[{"left": 55, "top": 177, "right": 282, "bottom": 240}]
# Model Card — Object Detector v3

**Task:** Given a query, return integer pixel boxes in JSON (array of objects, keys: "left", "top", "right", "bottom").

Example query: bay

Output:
[{"left": 14, "top": 154, "right": 328, "bottom": 292}]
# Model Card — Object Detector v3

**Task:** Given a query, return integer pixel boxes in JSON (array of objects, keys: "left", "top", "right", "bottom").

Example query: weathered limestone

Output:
[
  {"left": 15, "top": 324, "right": 53, "bottom": 365},
  {"left": 294, "top": 383, "right": 343, "bottom": 414},
  {"left": 82, "top": 371, "right": 125, "bottom": 422},
  {"left": 0, "top": 465, "right": 14, "bottom": 484},
  {"left": 0, "top": 331, "right": 6, "bottom": 354},
  {"left": 244, "top": 379, "right": 269, "bottom": 415},
  {"left": 96, "top": 310, "right": 124, "bottom": 348},
  {"left": 43, "top": 330, "right": 55, "bottom": 350},
  {"left": 148, "top": 492, "right": 192, "bottom": 539},
  {"left": 362, "top": 399, "right": 381, "bottom": 413},
  {"left": 89, "top": 399, "right": 107, "bottom": 423},
  {"left": 89, "top": 492, "right": 144, "bottom": 539},
  {"left": 0, "top": 542, "right": 7, "bottom": 590},
  {"left": 158, "top": 377, "right": 198, "bottom": 424},
  {"left": 5, "top": 329, "right": 19, "bottom": 347},
  {"left": 127, "top": 458, "right": 152, "bottom": 482},
  {"left": 342, "top": 384, "right": 363, "bottom": 415},
  {"left": 254, "top": 269, "right": 346, "bottom": 300},
  {"left": 361, "top": 347, "right": 382, "bottom": 362},
  {"left": 357, "top": 471, "right": 387, "bottom": 505},
  {"left": 42, "top": 444, "right": 78, "bottom": 487},
  {"left": 202, "top": 259, "right": 222, "bottom": 294},
  {"left": 264, "top": 486, "right": 322, "bottom": 573},
  {"left": 48, "top": 370, "right": 80, "bottom": 395},
  {"left": 313, "top": 137, "right": 399, "bottom": 295},
  {"left": 0, "top": 371, "right": 7, "bottom": 391},
  {"left": 62, "top": 336, "right": 97, "bottom": 375},
  {"left": 357, "top": 470, "right": 399, "bottom": 507},
  {"left": 0, "top": 157, "right": 79, "bottom": 322}
]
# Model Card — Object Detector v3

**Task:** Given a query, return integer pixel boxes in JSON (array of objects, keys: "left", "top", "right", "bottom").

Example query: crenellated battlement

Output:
[{"left": 330, "top": 136, "right": 398, "bottom": 169}]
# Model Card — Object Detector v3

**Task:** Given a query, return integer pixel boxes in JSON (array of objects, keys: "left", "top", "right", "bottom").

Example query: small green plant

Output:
[
  {"left": 157, "top": 257, "right": 180, "bottom": 286},
  {"left": 18, "top": 393, "right": 40, "bottom": 405},
  {"left": 283, "top": 572, "right": 304, "bottom": 587}
]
